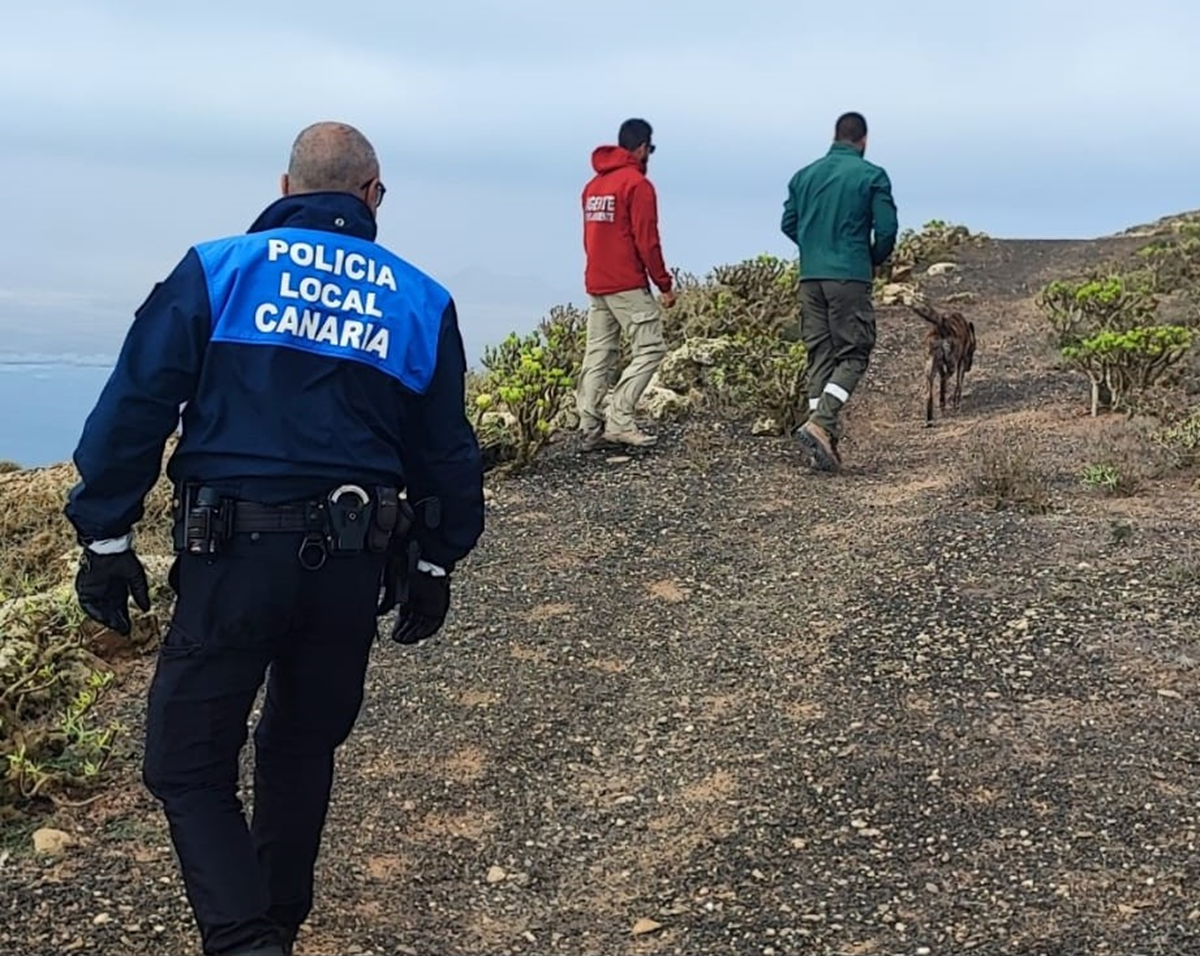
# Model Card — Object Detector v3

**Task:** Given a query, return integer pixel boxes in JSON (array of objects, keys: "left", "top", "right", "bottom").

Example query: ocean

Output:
[
  {"left": 0, "top": 329, "right": 503, "bottom": 471},
  {"left": 0, "top": 363, "right": 115, "bottom": 469}
]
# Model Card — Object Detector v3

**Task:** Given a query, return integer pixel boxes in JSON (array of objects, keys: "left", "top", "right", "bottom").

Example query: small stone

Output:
[
  {"left": 92, "top": 914, "right": 111, "bottom": 926},
  {"left": 631, "top": 917, "right": 663, "bottom": 935},
  {"left": 486, "top": 865, "right": 506, "bottom": 884},
  {"left": 637, "top": 384, "right": 689, "bottom": 421},
  {"left": 606, "top": 455, "right": 632, "bottom": 465},
  {"left": 879, "top": 282, "right": 920, "bottom": 306},
  {"left": 32, "top": 828, "right": 72, "bottom": 856},
  {"left": 925, "top": 262, "right": 958, "bottom": 276}
]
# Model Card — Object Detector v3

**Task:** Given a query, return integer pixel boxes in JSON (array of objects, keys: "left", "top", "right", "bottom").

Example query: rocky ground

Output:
[{"left": 3, "top": 234, "right": 1199, "bottom": 956}]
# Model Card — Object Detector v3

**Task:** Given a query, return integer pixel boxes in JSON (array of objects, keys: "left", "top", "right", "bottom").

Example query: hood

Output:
[
  {"left": 246, "top": 190, "right": 378, "bottom": 241},
  {"left": 591, "top": 145, "right": 643, "bottom": 175}
]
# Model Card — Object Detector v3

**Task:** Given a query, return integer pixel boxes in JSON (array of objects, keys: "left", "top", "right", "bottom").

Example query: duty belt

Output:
[{"left": 174, "top": 482, "right": 409, "bottom": 570}]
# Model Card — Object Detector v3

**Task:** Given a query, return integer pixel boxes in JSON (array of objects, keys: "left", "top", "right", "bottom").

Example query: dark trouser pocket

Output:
[{"left": 849, "top": 308, "right": 877, "bottom": 352}]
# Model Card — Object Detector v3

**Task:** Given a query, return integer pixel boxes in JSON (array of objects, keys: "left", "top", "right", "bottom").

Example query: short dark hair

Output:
[
  {"left": 834, "top": 112, "right": 868, "bottom": 143},
  {"left": 618, "top": 118, "right": 653, "bottom": 151}
]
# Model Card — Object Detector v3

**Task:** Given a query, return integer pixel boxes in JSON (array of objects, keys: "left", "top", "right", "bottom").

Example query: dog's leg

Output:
[{"left": 925, "top": 353, "right": 935, "bottom": 426}]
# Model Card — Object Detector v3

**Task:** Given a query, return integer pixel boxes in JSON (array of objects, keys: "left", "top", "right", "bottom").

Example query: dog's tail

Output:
[{"left": 909, "top": 301, "right": 945, "bottom": 332}]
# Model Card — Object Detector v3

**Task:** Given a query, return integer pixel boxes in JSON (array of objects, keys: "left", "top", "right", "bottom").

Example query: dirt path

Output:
[{"left": 4, "top": 238, "right": 1199, "bottom": 956}]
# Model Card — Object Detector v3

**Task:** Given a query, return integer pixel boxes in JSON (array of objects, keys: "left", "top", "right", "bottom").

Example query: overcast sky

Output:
[{"left": 2, "top": 0, "right": 1198, "bottom": 366}]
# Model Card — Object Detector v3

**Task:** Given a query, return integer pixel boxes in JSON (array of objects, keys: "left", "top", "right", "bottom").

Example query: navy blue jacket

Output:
[{"left": 65, "top": 191, "right": 484, "bottom": 571}]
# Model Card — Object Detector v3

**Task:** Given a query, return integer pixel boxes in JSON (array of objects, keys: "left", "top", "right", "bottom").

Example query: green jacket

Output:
[{"left": 780, "top": 142, "right": 899, "bottom": 283}]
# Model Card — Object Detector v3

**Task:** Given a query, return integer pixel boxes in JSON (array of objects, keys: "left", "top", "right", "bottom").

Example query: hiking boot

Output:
[
  {"left": 580, "top": 426, "right": 607, "bottom": 452},
  {"left": 796, "top": 421, "right": 840, "bottom": 473},
  {"left": 603, "top": 424, "right": 658, "bottom": 447}
]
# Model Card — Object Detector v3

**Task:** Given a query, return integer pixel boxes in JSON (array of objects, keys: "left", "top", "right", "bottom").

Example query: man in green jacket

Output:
[{"left": 781, "top": 111, "right": 898, "bottom": 472}]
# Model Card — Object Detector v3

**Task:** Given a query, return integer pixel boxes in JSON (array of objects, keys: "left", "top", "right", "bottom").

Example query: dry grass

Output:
[
  {"left": 0, "top": 447, "right": 177, "bottom": 598},
  {"left": 0, "top": 444, "right": 179, "bottom": 816},
  {"left": 962, "top": 430, "right": 1056, "bottom": 514}
]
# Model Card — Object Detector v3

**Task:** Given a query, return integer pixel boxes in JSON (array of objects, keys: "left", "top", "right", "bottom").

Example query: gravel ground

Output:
[{"left": 3, "top": 236, "right": 1198, "bottom": 956}]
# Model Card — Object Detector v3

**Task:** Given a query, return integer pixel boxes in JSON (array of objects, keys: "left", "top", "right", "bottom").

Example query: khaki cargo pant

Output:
[
  {"left": 799, "top": 279, "right": 877, "bottom": 441},
  {"left": 575, "top": 287, "right": 667, "bottom": 432}
]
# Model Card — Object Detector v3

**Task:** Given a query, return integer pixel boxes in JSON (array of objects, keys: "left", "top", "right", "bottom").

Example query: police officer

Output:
[{"left": 64, "top": 121, "right": 485, "bottom": 956}]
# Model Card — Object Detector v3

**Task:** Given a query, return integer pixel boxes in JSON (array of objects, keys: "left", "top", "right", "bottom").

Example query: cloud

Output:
[{"left": 1, "top": 0, "right": 1198, "bottom": 366}]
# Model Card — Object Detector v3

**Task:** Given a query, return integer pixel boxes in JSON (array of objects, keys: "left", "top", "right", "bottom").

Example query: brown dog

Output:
[{"left": 911, "top": 301, "right": 976, "bottom": 426}]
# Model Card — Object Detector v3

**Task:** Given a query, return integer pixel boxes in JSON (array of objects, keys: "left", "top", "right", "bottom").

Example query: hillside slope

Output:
[{"left": 4, "top": 232, "right": 1199, "bottom": 956}]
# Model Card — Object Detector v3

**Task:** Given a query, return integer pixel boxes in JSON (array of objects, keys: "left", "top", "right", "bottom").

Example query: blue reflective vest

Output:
[{"left": 65, "top": 192, "right": 484, "bottom": 570}]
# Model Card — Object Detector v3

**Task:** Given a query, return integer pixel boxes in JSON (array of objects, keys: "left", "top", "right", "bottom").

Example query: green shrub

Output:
[
  {"left": 1152, "top": 407, "right": 1200, "bottom": 468},
  {"left": 1136, "top": 223, "right": 1200, "bottom": 293},
  {"left": 1, "top": 585, "right": 125, "bottom": 812},
  {"left": 1062, "top": 325, "right": 1193, "bottom": 416},
  {"left": 1037, "top": 271, "right": 1159, "bottom": 349},
  {"left": 537, "top": 303, "right": 589, "bottom": 382},
  {"left": 464, "top": 368, "right": 492, "bottom": 410},
  {"left": 1080, "top": 462, "right": 1141, "bottom": 497},
  {"left": 476, "top": 324, "right": 577, "bottom": 469},
  {"left": 0, "top": 461, "right": 20, "bottom": 475},
  {"left": 666, "top": 254, "right": 799, "bottom": 346},
  {"left": 710, "top": 332, "right": 809, "bottom": 435}
]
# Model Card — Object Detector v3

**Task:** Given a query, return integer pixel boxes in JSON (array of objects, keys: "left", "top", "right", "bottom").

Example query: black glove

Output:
[
  {"left": 377, "top": 539, "right": 412, "bottom": 618},
  {"left": 391, "top": 565, "right": 451, "bottom": 645},
  {"left": 75, "top": 548, "right": 151, "bottom": 636}
]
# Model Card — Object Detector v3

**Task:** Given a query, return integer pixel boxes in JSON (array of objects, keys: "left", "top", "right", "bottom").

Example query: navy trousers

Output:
[{"left": 142, "top": 530, "right": 386, "bottom": 955}]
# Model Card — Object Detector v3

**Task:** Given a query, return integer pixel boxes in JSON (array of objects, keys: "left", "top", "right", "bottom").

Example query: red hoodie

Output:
[{"left": 581, "top": 146, "right": 672, "bottom": 297}]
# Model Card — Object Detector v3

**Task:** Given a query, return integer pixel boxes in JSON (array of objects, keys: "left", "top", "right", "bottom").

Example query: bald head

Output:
[{"left": 284, "top": 121, "right": 380, "bottom": 196}]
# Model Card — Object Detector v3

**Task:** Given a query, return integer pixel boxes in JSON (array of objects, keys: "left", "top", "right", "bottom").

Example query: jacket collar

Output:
[
  {"left": 828, "top": 141, "right": 864, "bottom": 157},
  {"left": 246, "top": 191, "right": 378, "bottom": 242}
]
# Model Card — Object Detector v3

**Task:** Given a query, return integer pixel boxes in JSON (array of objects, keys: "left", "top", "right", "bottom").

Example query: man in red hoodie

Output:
[{"left": 577, "top": 118, "right": 675, "bottom": 449}]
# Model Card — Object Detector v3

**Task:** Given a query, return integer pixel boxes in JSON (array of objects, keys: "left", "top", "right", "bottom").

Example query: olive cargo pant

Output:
[
  {"left": 576, "top": 287, "right": 667, "bottom": 432},
  {"left": 799, "top": 279, "right": 877, "bottom": 441}
]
